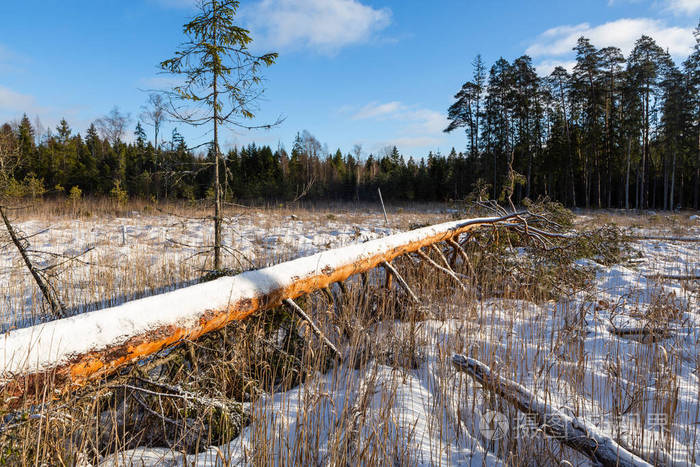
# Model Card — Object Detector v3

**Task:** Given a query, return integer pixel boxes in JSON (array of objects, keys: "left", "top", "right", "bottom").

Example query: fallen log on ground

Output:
[
  {"left": 608, "top": 325, "right": 677, "bottom": 338},
  {"left": 645, "top": 273, "right": 700, "bottom": 281},
  {"left": 1, "top": 214, "right": 524, "bottom": 403},
  {"left": 628, "top": 235, "right": 700, "bottom": 243},
  {"left": 452, "top": 354, "right": 651, "bottom": 467}
]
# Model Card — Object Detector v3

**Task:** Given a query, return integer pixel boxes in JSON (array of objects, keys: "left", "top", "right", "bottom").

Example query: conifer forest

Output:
[{"left": 2, "top": 27, "right": 699, "bottom": 209}]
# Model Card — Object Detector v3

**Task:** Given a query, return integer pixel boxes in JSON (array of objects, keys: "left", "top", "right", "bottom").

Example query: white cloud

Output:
[
  {"left": 381, "top": 136, "right": 442, "bottom": 150},
  {"left": 404, "top": 108, "right": 448, "bottom": 134},
  {"left": 665, "top": 0, "right": 700, "bottom": 15},
  {"left": 534, "top": 59, "right": 577, "bottom": 76},
  {"left": 527, "top": 24, "right": 591, "bottom": 57},
  {"left": 243, "top": 0, "right": 392, "bottom": 54},
  {"left": 526, "top": 18, "right": 696, "bottom": 61}
]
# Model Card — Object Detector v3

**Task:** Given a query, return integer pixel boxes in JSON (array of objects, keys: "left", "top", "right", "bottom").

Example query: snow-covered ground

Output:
[
  {"left": 2, "top": 209, "right": 698, "bottom": 465},
  {"left": 0, "top": 209, "right": 410, "bottom": 331},
  {"left": 95, "top": 212, "right": 699, "bottom": 466}
]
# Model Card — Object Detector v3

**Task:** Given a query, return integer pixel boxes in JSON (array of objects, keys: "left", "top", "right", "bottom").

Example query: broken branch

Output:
[
  {"left": 415, "top": 248, "right": 471, "bottom": 295},
  {"left": 0, "top": 205, "right": 66, "bottom": 318},
  {"left": 452, "top": 354, "right": 651, "bottom": 467},
  {"left": 381, "top": 260, "right": 419, "bottom": 304},
  {"left": 284, "top": 298, "right": 341, "bottom": 361}
]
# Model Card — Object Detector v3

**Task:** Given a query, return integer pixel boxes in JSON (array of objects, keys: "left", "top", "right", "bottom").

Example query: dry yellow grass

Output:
[{"left": 0, "top": 201, "right": 698, "bottom": 465}]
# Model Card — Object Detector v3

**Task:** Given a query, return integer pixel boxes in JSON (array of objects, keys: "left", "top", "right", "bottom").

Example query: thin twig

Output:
[
  {"left": 0, "top": 205, "right": 66, "bottom": 317},
  {"left": 283, "top": 298, "right": 342, "bottom": 361},
  {"left": 381, "top": 260, "right": 420, "bottom": 304},
  {"left": 415, "top": 248, "right": 471, "bottom": 295}
]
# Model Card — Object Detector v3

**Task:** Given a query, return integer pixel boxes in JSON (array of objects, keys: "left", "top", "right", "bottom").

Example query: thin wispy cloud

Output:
[
  {"left": 242, "top": 0, "right": 392, "bottom": 54},
  {"left": 351, "top": 101, "right": 448, "bottom": 134},
  {"left": 383, "top": 136, "right": 442, "bottom": 150},
  {"left": 138, "top": 75, "right": 186, "bottom": 91},
  {"left": 352, "top": 101, "right": 402, "bottom": 120},
  {"left": 150, "top": 0, "right": 198, "bottom": 9},
  {"left": 0, "top": 85, "right": 84, "bottom": 133},
  {"left": 404, "top": 108, "right": 448, "bottom": 135},
  {"left": 606, "top": 0, "right": 700, "bottom": 14},
  {"left": 0, "top": 85, "right": 42, "bottom": 116},
  {"left": 349, "top": 101, "right": 451, "bottom": 153},
  {"left": 0, "top": 44, "right": 30, "bottom": 74},
  {"left": 606, "top": 0, "right": 644, "bottom": 6}
]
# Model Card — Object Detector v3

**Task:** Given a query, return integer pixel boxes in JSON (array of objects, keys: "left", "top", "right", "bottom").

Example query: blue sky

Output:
[{"left": 1, "top": 0, "right": 698, "bottom": 158}]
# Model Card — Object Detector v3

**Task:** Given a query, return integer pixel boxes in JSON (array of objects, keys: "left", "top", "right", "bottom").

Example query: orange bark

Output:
[{"left": 3, "top": 219, "right": 495, "bottom": 403}]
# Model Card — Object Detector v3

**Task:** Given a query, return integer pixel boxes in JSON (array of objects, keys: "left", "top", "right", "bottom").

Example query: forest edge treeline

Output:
[{"left": 1, "top": 26, "right": 699, "bottom": 209}]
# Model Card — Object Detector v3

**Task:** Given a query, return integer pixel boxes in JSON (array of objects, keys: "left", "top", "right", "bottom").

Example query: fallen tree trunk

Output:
[
  {"left": 607, "top": 325, "right": 682, "bottom": 344},
  {"left": 629, "top": 235, "right": 700, "bottom": 243},
  {"left": 0, "top": 214, "right": 522, "bottom": 403},
  {"left": 452, "top": 354, "right": 651, "bottom": 467},
  {"left": 608, "top": 325, "right": 677, "bottom": 337},
  {"left": 645, "top": 273, "right": 700, "bottom": 281}
]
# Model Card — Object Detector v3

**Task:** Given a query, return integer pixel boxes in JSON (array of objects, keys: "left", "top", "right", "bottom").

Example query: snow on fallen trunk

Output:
[{"left": 0, "top": 215, "right": 510, "bottom": 402}]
